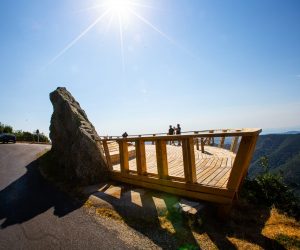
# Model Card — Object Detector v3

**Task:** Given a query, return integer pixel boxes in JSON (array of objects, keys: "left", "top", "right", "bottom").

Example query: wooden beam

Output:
[
  {"left": 112, "top": 128, "right": 262, "bottom": 142},
  {"left": 218, "top": 129, "right": 227, "bottom": 148},
  {"left": 111, "top": 171, "right": 235, "bottom": 198},
  {"left": 209, "top": 130, "right": 214, "bottom": 145},
  {"left": 155, "top": 139, "right": 168, "bottom": 179},
  {"left": 230, "top": 136, "right": 239, "bottom": 153},
  {"left": 135, "top": 140, "right": 147, "bottom": 175},
  {"left": 152, "top": 134, "right": 156, "bottom": 145},
  {"left": 194, "top": 132, "right": 199, "bottom": 150},
  {"left": 118, "top": 140, "right": 129, "bottom": 174},
  {"left": 200, "top": 138, "right": 205, "bottom": 153},
  {"left": 182, "top": 138, "right": 197, "bottom": 183},
  {"left": 226, "top": 135, "right": 258, "bottom": 191},
  {"left": 102, "top": 140, "right": 112, "bottom": 169},
  {"left": 110, "top": 172, "right": 233, "bottom": 204},
  {"left": 238, "top": 135, "right": 259, "bottom": 191}
]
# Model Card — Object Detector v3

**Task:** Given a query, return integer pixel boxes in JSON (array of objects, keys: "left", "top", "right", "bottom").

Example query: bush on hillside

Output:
[{"left": 242, "top": 156, "right": 300, "bottom": 219}]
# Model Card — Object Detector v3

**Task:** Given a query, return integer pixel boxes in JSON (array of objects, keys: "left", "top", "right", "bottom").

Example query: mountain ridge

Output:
[{"left": 249, "top": 134, "right": 300, "bottom": 195}]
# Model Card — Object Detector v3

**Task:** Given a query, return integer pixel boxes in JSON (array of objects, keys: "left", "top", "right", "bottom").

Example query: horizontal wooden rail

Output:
[
  {"left": 98, "top": 128, "right": 260, "bottom": 139},
  {"left": 99, "top": 128, "right": 261, "bottom": 142}
]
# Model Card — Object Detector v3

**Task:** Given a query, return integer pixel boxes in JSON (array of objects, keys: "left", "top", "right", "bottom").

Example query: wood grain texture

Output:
[
  {"left": 113, "top": 144, "right": 236, "bottom": 188},
  {"left": 102, "top": 129, "right": 261, "bottom": 216},
  {"left": 226, "top": 135, "right": 258, "bottom": 190},
  {"left": 119, "top": 140, "right": 129, "bottom": 174},
  {"left": 182, "top": 138, "right": 197, "bottom": 183},
  {"left": 156, "top": 140, "right": 169, "bottom": 179},
  {"left": 135, "top": 140, "right": 147, "bottom": 175}
]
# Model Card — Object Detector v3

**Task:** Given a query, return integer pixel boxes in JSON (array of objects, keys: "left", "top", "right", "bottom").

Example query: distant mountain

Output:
[
  {"left": 282, "top": 131, "right": 300, "bottom": 135},
  {"left": 249, "top": 134, "right": 300, "bottom": 195}
]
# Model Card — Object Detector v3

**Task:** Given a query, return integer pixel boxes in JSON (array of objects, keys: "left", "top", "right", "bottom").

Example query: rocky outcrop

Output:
[{"left": 49, "top": 87, "right": 110, "bottom": 184}]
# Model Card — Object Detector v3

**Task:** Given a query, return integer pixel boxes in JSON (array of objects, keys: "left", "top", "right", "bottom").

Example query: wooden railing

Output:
[{"left": 100, "top": 128, "right": 261, "bottom": 213}]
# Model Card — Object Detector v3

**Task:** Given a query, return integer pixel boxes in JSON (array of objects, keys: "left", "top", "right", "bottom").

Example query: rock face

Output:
[{"left": 49, "top": 87, "right": 110, "bottom": 184}]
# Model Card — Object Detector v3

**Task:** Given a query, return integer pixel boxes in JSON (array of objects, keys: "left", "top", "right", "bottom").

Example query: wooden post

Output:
[
  {"left": 218, "top": 129, "right": 227, "bottom": 148},
  {"left": 136, "top": 139, "right": 147, "bottom": 175},
  {"left": 119, "top": 140, "right": 129, "bottom": 174},
  {"left": 230, "top": 136, "right": 239, "bottom": 153},
  {"left": 156, "top": 139, "right": 168, "bottom": 179},
  {"left": 200, "top": 138, "right": 205, "bottom": 153},
  {"left": 152, "top": 134, "right": 156, "bottom": 145},
  {"left": 226, "top": 135, "right": 258, "bottom": 191},
  {"left": 194, "top": 132, "right": 199, "bottom": 150},
  {"left": 209, "top": 130, "right": 214, "bottom": 145},
  {"left": 182, "top": 138, "right": 197, "bottom": 183},
  {"left": 102, "top": 140, "right": 112, "bottom": 169}
]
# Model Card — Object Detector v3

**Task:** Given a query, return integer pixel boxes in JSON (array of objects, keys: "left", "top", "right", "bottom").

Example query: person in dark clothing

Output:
[
  {"left": 176, "top": 124, "right": 181, "bottom": 146},
  {"left": 176, "top": 124, "right": 181, "bottom": 135},
  {"left": 168, "top": 125, "right": 174, "bottom": 135},
  {"left": 168, "top": 125, "right": 175, "bottom": 145},
  {"left": 122, "top": 132, "right": 128, "bottom": 138}
]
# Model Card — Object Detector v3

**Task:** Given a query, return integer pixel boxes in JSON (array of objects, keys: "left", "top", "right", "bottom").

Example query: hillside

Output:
[{"left": 249, "top": 134, "right": 300, "bottom": 195}]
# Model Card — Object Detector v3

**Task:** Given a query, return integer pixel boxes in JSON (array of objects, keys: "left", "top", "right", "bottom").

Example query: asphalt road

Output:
[{"left": 0, "top": 143, "right": 157, "bottom": 250}]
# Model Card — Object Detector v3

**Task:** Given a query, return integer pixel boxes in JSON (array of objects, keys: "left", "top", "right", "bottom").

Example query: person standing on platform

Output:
[
  {"left": 168, "top": 125, "right": 174, "bottom": 145},
  {"left": 176, "top": 124, "right": 181, "bottom": 146}
]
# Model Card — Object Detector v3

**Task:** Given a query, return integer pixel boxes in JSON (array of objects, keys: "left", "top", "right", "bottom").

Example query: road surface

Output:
[{"left": 0, "top": 143, "right": 157, "bottom": 249}]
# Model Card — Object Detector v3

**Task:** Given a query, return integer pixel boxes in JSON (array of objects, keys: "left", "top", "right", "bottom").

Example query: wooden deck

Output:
[
  {"left": 112, "top": 145, "right": 235, "bottom": 188},
  {"left": 100, "top": 128, "right": 261, "bottom": 213}
]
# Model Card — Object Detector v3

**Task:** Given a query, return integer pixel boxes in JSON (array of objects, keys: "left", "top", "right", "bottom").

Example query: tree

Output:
[{"left": 0, "top": 122, "right": 12, "bottom": 133}]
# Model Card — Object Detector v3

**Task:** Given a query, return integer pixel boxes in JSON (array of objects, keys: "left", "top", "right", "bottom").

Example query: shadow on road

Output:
[
  {"left": 90, "top": 185, "right": 200, "bottom": 249},
  {"left": 0, "top": 152, "right": 287, "bottom": 249},
  {"left": 0, "top": 158, "right": 83, "bottom": 228}
]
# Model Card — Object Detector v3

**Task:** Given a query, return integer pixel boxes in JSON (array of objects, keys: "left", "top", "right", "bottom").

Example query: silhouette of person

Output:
[
  {"left": 168, "top": 125, "right": 174, "bottom": 145},
  {"left": 122, "top": 132, "right": 128, "bottom": 138},
  {"left": 168, "top": 125, "right": 174, "bottom": 135},
  {"left": 176, "top": 124, "right": 181, "bottom": 146},
  {"left": 176, "top": 124, "right": 181, "bottom": 135}
]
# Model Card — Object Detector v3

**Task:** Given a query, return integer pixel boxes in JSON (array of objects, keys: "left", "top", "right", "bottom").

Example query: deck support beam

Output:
[
  {"left": 152, "top": 134, "right": 156, "bottom": 145},
  {"left": 156, "top": 140, "right": 168, "bottom": 179},
  {"left": 194, "top": 132, "right": 199, "bottom": 150},
  {"left": 201, "top": 138, "right": 205, "bottom": 153},
  {"left": 218, "top": 129, "right": 227, "bottom": 148},
  {"left": 230, "top": 136, "right": 239, "bottom": 153},
  {"left": 102, "top": 140, "right": 112, "bottom": 169},
  {"left": 182, "top": 138, "right": 197, "bottom": 183},
  {"left": 119, "top": 140, "right": 129, "bottom": 174},
  {"left": 136, "top": 140, "right": 147, "bottom": 175},
  {"left": 226, "top": 135, "right": 258, "bottom": 191}
]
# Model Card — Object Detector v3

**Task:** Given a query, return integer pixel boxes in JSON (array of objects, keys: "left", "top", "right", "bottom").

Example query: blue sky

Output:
[{"left": 0, "top": 0, "right": 300, "bottom": 136}]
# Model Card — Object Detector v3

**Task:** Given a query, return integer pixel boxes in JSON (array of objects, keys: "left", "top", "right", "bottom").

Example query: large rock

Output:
[{"left": 49, "top": 87, "right": 110, "bottom": 184}]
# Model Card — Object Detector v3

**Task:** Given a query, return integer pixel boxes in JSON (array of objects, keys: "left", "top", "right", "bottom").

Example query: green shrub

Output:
[
  {"left": 0, "top": 122, "right": 13, "bottom": 133},
  {"left": 1, "top": 122, "right": 49, "bottom": 142},
  {"left": 242, "top": 156, "right": 300, "bottom": 219}
]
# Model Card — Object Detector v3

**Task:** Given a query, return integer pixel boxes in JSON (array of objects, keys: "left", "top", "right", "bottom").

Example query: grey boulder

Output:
[{"left": 49, "top": 87, "right": 110, "bottom": 185}]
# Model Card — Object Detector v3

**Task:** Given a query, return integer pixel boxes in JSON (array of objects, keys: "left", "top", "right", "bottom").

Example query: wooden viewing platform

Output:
[{"left": 99, "top": 128, "right": 261, "bottom": 215}]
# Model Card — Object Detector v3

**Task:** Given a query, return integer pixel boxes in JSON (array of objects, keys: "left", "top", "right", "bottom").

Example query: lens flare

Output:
[
  {"left": 107, "top": 0, "right": 131, "bottom": 16},
  {"left": 48, "top": 0, "right": 196, "bottom": 70}
]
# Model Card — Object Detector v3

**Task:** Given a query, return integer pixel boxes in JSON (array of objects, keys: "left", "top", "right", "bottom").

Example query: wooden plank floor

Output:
[{"left": 111, "top": 144, "right": 236, "bottom": 188}]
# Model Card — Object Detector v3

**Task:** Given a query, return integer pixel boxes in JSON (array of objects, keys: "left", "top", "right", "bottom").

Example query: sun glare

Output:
[
  {"left": 49, "top": 0, "right": 193, "bottom": 70},
  {"left": 106, "top": 0, "right": 131, "bottom": 16}
]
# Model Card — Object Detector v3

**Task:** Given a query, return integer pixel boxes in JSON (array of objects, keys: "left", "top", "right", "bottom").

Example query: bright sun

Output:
[
  {"left": 50, "top": 0, "right": 184, "bottom": 69},
  {"left": 106, "top": 0, "right": 131, "bottom": 16}
]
